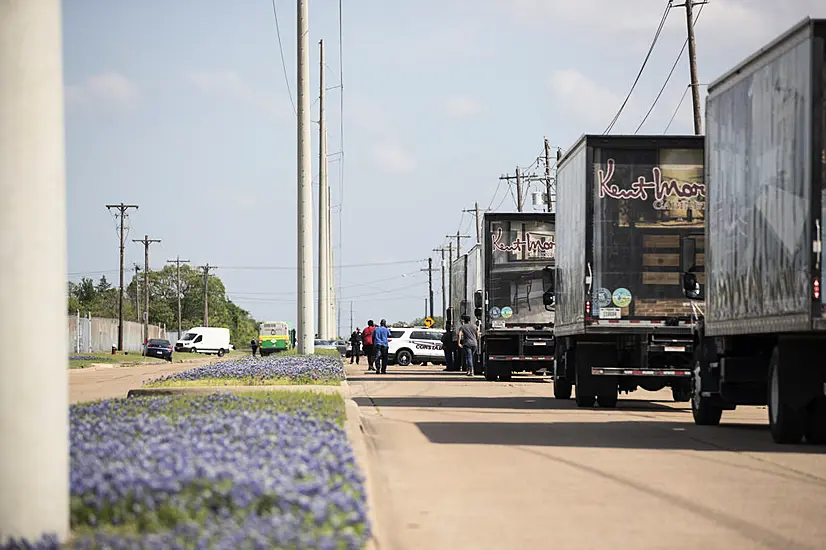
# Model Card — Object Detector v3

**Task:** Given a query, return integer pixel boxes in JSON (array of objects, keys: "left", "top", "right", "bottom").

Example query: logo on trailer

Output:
[
  {"left": 491, "top": 228, "right": 555, "bottom": 258},
  {"left": 595, "top": 288, "right": 612, "bottom": 308},
  {"left": 598, "top": 159, "right": 705, "bottom": 211},
  {"left": 490, "top": 307, "right": 501, "bottom": 318},
  {"left": 501, "top": 306, "right": 513, "bottom": 319},
  {"left": 612, "top": 288, "right": 632, "bottom": 308}
]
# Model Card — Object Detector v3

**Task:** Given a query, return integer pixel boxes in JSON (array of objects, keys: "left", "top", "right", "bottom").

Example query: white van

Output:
[{"left": 175, "top": 327, "right": 231, "bottom": 357}]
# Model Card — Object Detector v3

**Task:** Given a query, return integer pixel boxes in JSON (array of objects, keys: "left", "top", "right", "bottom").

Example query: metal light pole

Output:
[
  {"left": 296, "top": 0, "right": 315, "bottom": 353},
  {"left": 0, "top": 1, "right": 70, "bottom": 543}
]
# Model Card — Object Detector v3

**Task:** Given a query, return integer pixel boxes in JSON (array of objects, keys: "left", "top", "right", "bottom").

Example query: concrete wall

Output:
[{"left": 67, "top": 314, "right": 166, "bottom": 353}]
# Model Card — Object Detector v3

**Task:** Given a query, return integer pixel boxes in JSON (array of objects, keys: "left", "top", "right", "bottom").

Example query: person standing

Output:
[
  {"left": 373, "top": 319, "right": 391, "bottom": 374},
  {"left": 457, "top": 314, "right": 479, "bottom": 377},
  {"left": 250, "top": 338, "right": 259, "bottom": 357},
  {"left": 441, "top": 328, "right": 454, "bottom": 371},
  {"left": 349, "top": 328, "right": 362, "bottom": 364},
  {"left": 362, "top": 320, "right": 376, "bottom": 371}
]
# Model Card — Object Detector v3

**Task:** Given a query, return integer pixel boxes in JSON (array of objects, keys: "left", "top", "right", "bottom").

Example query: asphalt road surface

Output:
[
  {"left": 69, "top": 356, "right": 216, "bottom": 404},
  {"left": 345, "top": 364, "right": 826, "bottom": 550}
]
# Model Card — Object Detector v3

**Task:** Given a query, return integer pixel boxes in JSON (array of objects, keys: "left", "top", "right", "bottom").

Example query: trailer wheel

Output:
[
  {"left": 574, "top": 364, "right": 595, "bottom": 407},
  {"left": 768, "top": 347, "right": 804, "bottom": 444},
  {"left": 804, "top": 398, "right": 826, "bottom": 445},
  {"left": 691, "top": 360, "right": 722, "bottom": 426},
  {"left": 500, "top": 368, "right": 512, "bottom": 382},
  {"left": 671, "top": 381, "right": 691, "bottom": 403},
  {"left": 484, "top": 361, "right": 498, "bottom": 381},
  {"left": 597, "top": 392, "right": 618, "bottom": 408},
  {"left": 553, "top": 378, "right": 572, "bottom": 399}
]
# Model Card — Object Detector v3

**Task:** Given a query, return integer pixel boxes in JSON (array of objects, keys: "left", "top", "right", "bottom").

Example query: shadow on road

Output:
[
  {"left": 353, "top": 395, "right": 686, "bottom": 413},
  {"left": 348, "top": 371, "right": 552, "bottom": 384},
  {"left": 415, "top": 420, "right": 826, "bottom": 453}
]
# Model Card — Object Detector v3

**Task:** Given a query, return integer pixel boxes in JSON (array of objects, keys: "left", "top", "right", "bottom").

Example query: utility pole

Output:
[
  {"left": 421, "top": 258, "right": 434, "bottom": 318},
  {"left": 446, "top": 242, "right": 454, "bottom": 309},
  {"left": 105, "top": 203, "right": 138, "bottom": 351},
  {"left": 544, "top": 137, "right": 555, "bottom": 213},
  {"left": 674, "top": 0, "right": 704, "bottom": 135},
  {"left": 0, "top": 1, "right": 69, "bottom": 540},
  {"left": 462, "top": 202, "right": 485, "bottom": 245},
  {"left": 134, "top": 264, "right": 141, "bottom": 322},
  {"left": 132, "top": 235, "right": 161, "bottom": 347},
  {"left": 200, "top": 264, "right": 216, "bottom": 327},
  {"left": 166, "top": 256, "right": 190, "bottom": 337},
  {"left": 318, "top": 38, "right": 330, "bottom": 339},
  {"left": 434, "top": 247, "right": 448, "bottom": 320},
  {"left": 499, "top": 171, "right": 523, "bottom": 212},
  {"left": 448, "top": 232, "right": 471, "bottom": 257},
  {"left": 296, "top": 0, "right": 314, "bottom": 354},
  {"left": 349, "top": 301, "right": 353, "bottom": 334}
]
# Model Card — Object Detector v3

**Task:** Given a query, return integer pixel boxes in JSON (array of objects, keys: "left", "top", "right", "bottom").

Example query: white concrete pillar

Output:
[{"left": 0, "top": 0, "right": 70, "bottom": 544}]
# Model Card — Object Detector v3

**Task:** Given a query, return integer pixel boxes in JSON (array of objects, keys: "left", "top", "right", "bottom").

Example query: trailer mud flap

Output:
[{"left": 575, "top": 343, "right": 618, "bottom": 395}]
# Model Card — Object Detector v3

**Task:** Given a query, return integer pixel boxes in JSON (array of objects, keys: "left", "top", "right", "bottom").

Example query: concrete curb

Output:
[
  {"left": 345, "top": 398, "right": 383, "bottom": 550},
  {"left": 126, "top": 384, "right": 345, "bottom": 398}
]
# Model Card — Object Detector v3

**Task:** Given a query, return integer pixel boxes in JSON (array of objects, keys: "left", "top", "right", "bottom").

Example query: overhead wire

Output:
[
  {"left": 635, "top": 2, "right": 706, "bottom": 134},
  {"left": 270, "top": 0, "right": 296, "bottom": 116},
  {"left": 603, "top": 1, "right": 672, "bottom": 134},
  {"left": 664, "top": 85, "right": 691, "bottom": 132}
]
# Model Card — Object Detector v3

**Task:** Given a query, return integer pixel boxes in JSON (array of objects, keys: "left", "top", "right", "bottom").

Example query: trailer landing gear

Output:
[{"left": 553, "top": 378, "right": 572, "bottom": 399}]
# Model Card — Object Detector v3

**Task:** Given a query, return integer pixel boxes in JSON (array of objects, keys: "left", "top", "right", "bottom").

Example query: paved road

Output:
[
  {"left": 69, "top": 356, "right": 216, "bottom": 404},
  {"left": 346, "top": 364, "right": 826, "bottom": 550}
]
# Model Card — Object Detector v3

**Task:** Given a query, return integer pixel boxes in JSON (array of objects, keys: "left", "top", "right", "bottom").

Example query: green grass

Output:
[
  {"left": 93, "top": 390, "right": 346, "bottom": 424},
  {"left": 68, "top": 352, "right": 170, "bottom": 370},
  {"left": 145, "top": 377, "right": 342, "bottom": 388}
]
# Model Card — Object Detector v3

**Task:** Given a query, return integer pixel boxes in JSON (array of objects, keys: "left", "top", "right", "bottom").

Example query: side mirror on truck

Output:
[
  {"left": 682, "top": 271, "right": 703, "bottom": 300},
  {"left": 474, "top": 290, "right": 483, "bottom": 309},
  {"left": 543, "top": 291, "right": 556, "bottom": 309}
]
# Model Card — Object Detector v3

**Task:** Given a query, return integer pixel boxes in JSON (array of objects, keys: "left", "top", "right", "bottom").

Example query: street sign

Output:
[{"left": 423, "top": 316, "right": 434, "bottom": 328}]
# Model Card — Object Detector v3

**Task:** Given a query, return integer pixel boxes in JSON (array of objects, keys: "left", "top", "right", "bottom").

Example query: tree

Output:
[{"left": 96, "top": 275, "right": 112, "bottom": 293}]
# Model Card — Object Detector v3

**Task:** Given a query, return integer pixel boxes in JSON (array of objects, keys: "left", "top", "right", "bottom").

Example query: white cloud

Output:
[
  {"left": 372, "top": 143, "right": 416, "bottom": 174},
  {"left": 184, "top": 71, "right": 290, "bottom": 121},
  {"left": 549, "top": 69, "right": 629, "bottom": 131},
  {"left": 443, "top": 96, "right": 485, "bottom": 118},
  {"left": 65, "top": 72, "right": 139, "bottom": 111}
]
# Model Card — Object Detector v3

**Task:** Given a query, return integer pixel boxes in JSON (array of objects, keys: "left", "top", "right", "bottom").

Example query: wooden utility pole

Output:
[
  {"left": 434, "top": 247, "right": 448, "bottom": 320},
  {"left": 132, "top": 235, "right": 161, "bottom": 345},
  {"left": 499, "top": 171, "right": 523, "bottom": 212},
  {"left": 544, "top": 137, "right": 554, "bottom": 213},
  {"left": 200, "top": 264, "right": 216, "bottom": 327},
  {"left": 134, "top": 264, "right": 141, "bottom": 322},
  {"left": 167, "top": 256, "right": 190, "bottom": 337},
  {"left": 105, "top": 203, "right": 138, "bottom": 351},
  {"left": 462, "top": 202, "right": 485, "bottom": 245},
  {"left": 318, "top": 38, "right": 331, "bottom": 340},
  {"left": 421, "top": 258, "right": 434, "bottom": 319},
  {"left": 448, "top": 232, "right": 471, "bottom": 257},
  {"left": 674, "top": 0, "right": 704, "bottom": 135}
]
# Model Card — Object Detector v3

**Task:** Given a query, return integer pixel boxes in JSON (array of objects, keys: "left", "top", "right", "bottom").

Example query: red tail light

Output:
[
  {"left": 815, "top": 279, "right": 821, "bottom": 300},
  {"left": 585, "top": 300, "right": 591, "bottom": 315},
  {"left": 167, "top": 346, "right": 173, "bottom": 350}
]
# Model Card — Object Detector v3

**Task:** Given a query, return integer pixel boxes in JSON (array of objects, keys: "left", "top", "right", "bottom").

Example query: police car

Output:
[{"left": 388, "top": 327, "right": 445, "bottom": 366}]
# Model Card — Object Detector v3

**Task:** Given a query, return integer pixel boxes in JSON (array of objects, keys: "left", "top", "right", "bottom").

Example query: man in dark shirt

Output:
[
  {"left": 372, "top": 319, "right": 391, "bottom": 374},
  {"left": 457, "top": 315, "right": 479, "bottom": 377}
]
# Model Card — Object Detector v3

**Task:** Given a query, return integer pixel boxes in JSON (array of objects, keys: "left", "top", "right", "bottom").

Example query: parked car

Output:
[
  {"left": 143, "top": 338, "right": 173, "bottom": 362},
  {"left": 387, "top": 327, "right": 445, "bottom": 366}
]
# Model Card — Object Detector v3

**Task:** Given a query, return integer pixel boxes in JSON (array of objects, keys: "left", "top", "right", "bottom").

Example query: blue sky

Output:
[{"left": 64, "top": 0, "right": 825, "bottom": 334}]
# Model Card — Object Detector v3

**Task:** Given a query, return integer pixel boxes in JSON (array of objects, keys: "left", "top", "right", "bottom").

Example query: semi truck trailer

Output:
[
  {"left": 554, "top": 135, "right": 705, "bottom": 407},
  {"left": 684, "top": 17, "right": 826, "bottom": 444},
  {"left": 468, "top": 212, "right": 556, "bottom": 381}
]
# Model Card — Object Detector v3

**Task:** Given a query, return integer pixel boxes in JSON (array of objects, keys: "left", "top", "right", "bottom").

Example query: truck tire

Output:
[
  {"left": 396, "top": 349, "right": 413, "bottom": 366},
  {"left": 574, "top": 363, "right": 595, "bottom": 407},
  {"left": 500, "top": 368, "right": 512, "bottom": 382},
  {"left": 691, "top": 360, "right": 722, "bottom": 426},
  {"left": 554, "top": 378, "right": 572, "bottom": 399},
  {"left": 768, "top": 347, "right": 804, "bottom": 444},
  {"left": 804, "top": 398, "right": 826, "bottom": 445},
  {"left": 597, "top": 392, "right": 618, "bottom": 408},
  {"left": 484, "top": 360, "right": 498, "bottom": 381},
  {"left": 671, "top": 382, "right": 691, "bottom": 402}
]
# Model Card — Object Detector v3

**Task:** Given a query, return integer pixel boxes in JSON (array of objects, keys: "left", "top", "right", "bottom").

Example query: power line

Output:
[
  {"left": 216, "top": 259, "right": 425, "bottom": 270},
  {"left": 664, "top": 85, "right": 691, "bottom": 132},
  {"left": 604, "top": 1, "right": 672, "bottom": 134},
  {"left": 635, "top": 2, "right": 705, "bottom": 134},
  {"left": 269, "top": 0, "right": 296, "bottom": 115}
]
